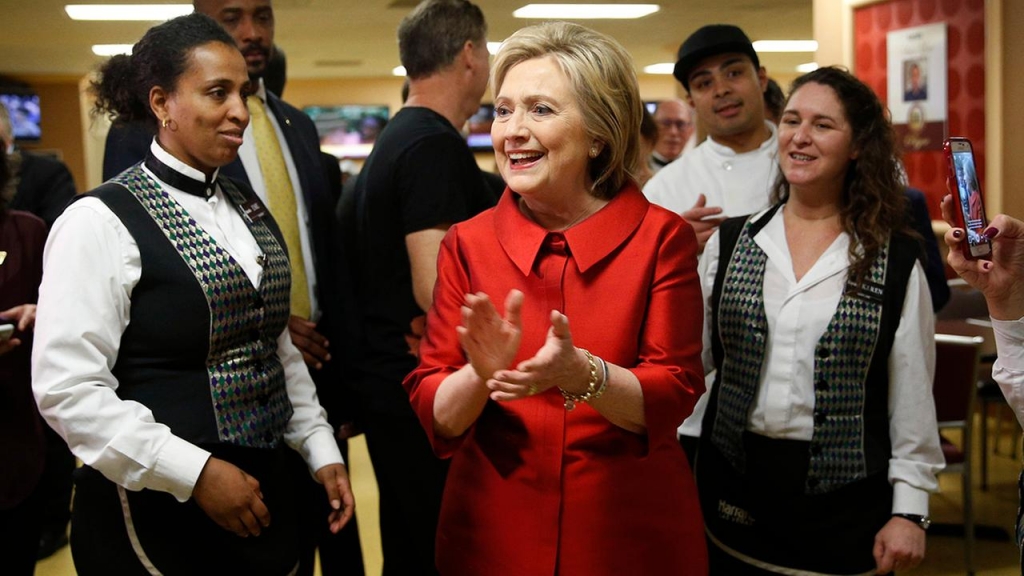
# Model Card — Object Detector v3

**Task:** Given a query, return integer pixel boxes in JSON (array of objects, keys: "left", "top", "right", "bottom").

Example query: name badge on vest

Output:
[
  {"left": 240, "top": 199, "right": 269, "bottom": 223},
  {"left": 845, "top": 279, "right": 885, "bottom": 304}
]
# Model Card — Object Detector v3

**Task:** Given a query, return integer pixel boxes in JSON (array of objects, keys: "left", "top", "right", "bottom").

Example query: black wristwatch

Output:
[{"left": 892, "top": 513, "right": 931, "bottom": 531}]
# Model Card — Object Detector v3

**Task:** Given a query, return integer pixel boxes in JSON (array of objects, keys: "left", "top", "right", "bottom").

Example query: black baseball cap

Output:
[{"left": 673, "top": 24, "right": 760, "bottom": 90}]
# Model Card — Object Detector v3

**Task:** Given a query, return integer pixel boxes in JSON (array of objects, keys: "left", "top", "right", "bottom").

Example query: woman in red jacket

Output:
[{"left": 404, "top": 21, "right": 708, "bottom": 576}]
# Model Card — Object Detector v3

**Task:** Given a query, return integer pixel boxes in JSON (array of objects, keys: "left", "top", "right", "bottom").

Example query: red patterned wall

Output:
[{"left": 853, "top": 0, "right": 986, "bottom": 219}]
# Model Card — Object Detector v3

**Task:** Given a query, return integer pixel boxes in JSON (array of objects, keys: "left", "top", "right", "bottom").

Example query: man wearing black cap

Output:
[{"left": 643, "top": 23, "right": 778, "bottom": 251}]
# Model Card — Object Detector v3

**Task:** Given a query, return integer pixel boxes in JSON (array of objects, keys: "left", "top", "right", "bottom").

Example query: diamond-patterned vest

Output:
[
  {"left": 703, "top": 206, "right": 920, "bottom": 494},
  {"left": 89, "top": 164, "right": 294, "bottom": 449}
]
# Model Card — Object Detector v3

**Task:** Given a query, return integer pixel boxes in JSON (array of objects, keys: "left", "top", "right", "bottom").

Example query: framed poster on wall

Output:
[{"left": 887, "top": 22, "right": 947, "bottom": 152}]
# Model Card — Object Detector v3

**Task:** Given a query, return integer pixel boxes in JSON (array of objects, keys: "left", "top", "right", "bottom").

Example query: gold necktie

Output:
[{"left": 247, "top": 95, "right": 311, "bottom": 319}]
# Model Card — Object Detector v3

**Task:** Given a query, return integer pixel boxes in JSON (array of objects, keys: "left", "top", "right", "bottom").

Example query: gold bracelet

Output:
[{"left": 560, "top": 348, "right": 599, "bottom": 411}]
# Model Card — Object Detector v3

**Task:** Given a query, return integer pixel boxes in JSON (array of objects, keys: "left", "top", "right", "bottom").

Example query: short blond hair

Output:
[{"left": 491, "top": 22, "right": 642, "bottom": 199}]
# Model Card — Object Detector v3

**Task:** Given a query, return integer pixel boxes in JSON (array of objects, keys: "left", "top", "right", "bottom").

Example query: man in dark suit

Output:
[
  {"left": 102, "top": 1, "right": 363, "bottom": 574},
  {"left": 0, "top": 104, "right": 76, "bottom": 229}
]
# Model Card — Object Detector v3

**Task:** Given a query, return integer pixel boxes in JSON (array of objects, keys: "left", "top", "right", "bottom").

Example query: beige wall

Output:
[
  {"left": 1000, "top": 0, "right": 1023, "bottom": 219},
  {"left": 8, "top": 74, "right": 87, "bottom": 193}
]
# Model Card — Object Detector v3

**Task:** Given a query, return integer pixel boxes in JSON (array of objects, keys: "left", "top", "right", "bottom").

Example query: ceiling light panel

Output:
[
  {"left": 513, "top": 4, "right": 659, "bottom": 19},
  {"left": 65, "top": 4, "right": 192, "bottom": 21},
  {"left": 92, "top": 44, "right": 134, "bottom": 56}
]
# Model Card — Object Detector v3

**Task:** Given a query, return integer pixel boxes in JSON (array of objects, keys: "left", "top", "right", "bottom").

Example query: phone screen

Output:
[{"left": 949, "top": 140, "right": 991, "bottom": 257}]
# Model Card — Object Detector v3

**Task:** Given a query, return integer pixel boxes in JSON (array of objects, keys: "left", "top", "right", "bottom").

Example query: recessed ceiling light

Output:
[
  {"left": 796, "top": 62, "right": 820, "bottom": 73},
  {"left": 642, "top": 63, "right": 675, "bottom": 75},
  {"left": 751, "top": 40, "right": 818, "bottom": 53},
  {"left": 65, "top": 4, "right": 192, "bottom": 21},
  {"left": 92, "top": 44, "right": 134, "bottom": 56},
  {"left": 513, "top": 4, "right": 659, "bottom": 19},
  {"left": 392, "top": 66, "right": 407, "bottom": 77}
]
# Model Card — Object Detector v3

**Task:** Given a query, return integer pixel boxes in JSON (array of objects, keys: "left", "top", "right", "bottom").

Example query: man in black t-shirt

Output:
[{"left": 346, "top": 1, "right": 496, "bottom": 573}]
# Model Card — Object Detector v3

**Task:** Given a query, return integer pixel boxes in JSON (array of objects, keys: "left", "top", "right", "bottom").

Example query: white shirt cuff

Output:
[
  {"left": 295, "top": 429, "right": 345, "bottom": 479},
  {"left": 892, "top": 480, "right": 930, "bottom": 516},
  {"left": 149, "top": 437, "right": 211, "bottom": 502}
]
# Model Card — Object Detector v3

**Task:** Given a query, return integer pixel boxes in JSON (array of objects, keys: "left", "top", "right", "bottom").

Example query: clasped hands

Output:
[{"left": 457, "top": 290, "right": 591, "bottom": 400}]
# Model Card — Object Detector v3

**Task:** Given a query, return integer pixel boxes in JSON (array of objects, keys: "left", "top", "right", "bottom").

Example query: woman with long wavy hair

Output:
[{"left": 695, "top": 66, "right": 944, "bottom": 575}]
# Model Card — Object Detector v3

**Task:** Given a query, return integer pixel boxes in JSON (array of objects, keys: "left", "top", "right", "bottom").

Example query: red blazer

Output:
[
  {"left": 0, "top": 209, "right": 47, "bottom": 510},
  {"left": 405, "top": 185, "right": 708, "bottom": 575}
]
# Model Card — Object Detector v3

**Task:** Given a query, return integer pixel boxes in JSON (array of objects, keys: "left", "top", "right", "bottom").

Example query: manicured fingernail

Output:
[
  {"left": 952, "top": 229, "right": 963, "bottom": 239},
  {"left": 983, "top": 261, "right": 994, "bottom": 271},
  {"left": 331, "top": 499, "right": 341, "bottom": 510},
  {"left": 982, "top": 227, "right": 999, "bottom": 240}
]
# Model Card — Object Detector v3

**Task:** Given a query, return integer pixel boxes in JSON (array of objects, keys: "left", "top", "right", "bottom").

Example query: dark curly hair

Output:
[
  {"left": 90, "top": 12, "right": 236, "bottom": 129},
  {"left": 770, "top": 66, "right": 911, "bottom": 285}
]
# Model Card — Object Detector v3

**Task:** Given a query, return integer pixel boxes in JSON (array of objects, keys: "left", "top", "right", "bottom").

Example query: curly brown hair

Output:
[{"left": 771, "top": 66, "right": 912, "bottom": 285}]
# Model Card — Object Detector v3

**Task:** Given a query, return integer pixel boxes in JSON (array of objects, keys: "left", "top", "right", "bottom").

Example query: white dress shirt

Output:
[
  {"left": 32, "top": 141, "right": 342, "bottom": 503},
  {"left": 686, "top": 206, "right": 943, "bottom": 515},
  {"left": 236, "top": 79, "right": 320, "bottom": 320},
  {"left": 991, "top": 317, "right": 1024, "bottom": 428},
  {"left": 642, "top": 121, "right": 779, "bottom": 218}
]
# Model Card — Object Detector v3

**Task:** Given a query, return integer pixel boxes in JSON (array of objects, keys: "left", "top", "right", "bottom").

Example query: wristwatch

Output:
[{"left": 892, "top": 513, "right": 931, "bottom": 531}]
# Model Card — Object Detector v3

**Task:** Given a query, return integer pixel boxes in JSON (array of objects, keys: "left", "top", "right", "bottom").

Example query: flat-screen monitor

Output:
[
  {"left": 0, "top": 91, "right": 42, "bottom": 141},
  {"left": 466, "top": 104, "right": 494, "bottom": 151},
  {"left": 304, "top": 104, "right": 389, "bottom": 159}
]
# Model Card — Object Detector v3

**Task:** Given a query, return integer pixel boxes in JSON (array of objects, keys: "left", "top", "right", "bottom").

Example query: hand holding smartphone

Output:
[
  {"left": 0, "top": 323, "right": 14, "bottom": 344},
  {"left": 943, "top": 137, "right": 992, "bottom": 259}
]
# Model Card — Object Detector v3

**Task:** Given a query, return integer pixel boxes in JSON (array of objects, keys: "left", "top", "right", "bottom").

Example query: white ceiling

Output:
[{"left": 0, "top": 0, "right": 814, "bottom": 80}]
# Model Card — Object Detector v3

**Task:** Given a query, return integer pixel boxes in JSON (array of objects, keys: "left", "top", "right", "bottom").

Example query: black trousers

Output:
[
  {"left": 354, "top": 374, "right": 448, "bottom": 576},
  {"left": 290, "top": 441, "right": 365, "bottom": 576},
  {"left": 0, "top": 476, "right": 45, "bottom": 576},
  {"left": 70, "top": 446, "right": 300, "bottom": 576}
]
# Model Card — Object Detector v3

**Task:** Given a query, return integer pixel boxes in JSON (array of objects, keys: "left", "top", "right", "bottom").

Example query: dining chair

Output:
[{"left": 932, "top": 333, "right": 984, "bottom": 576}]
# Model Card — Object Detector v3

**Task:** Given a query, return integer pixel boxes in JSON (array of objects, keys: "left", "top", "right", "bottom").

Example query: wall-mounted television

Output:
[
  {"left": 304, "top": 104, "right": 389, "bottom": 159},
  {"left": 0, "top": 90, "right": 42, "bottom": 142},
  {"left": 466, "top": 103, "right": 494, "bottom": 151}
]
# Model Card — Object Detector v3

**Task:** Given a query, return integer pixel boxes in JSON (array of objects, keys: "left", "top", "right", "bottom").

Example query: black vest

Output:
[
  {"left": 89, "top": 162, "right": 294, "bottom": 449},
  {"left": 704, "top": 205, "right": 921, "bottom": 494}
]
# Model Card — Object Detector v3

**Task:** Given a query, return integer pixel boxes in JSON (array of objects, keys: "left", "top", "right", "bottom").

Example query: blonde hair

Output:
[{"left": 491, "top": 21, "right": 642, "bottom": 199}]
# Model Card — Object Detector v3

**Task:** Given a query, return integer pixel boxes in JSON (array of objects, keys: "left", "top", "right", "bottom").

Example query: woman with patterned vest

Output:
[
  {"left": 695, "top": 66, "right": 944, "bottom": 575},
  {"left": 31, "top": 13, "right": 353, "bottom": 575}
]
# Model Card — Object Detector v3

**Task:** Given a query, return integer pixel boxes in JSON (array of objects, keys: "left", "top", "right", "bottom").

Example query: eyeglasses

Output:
[{"left": 657, "top": 119, "right": 691, "bottom": 131}]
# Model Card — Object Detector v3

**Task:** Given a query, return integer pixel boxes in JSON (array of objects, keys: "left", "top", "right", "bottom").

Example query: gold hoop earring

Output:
[{"left": 161, "top": 118, "right": 170, "bottom": 129}]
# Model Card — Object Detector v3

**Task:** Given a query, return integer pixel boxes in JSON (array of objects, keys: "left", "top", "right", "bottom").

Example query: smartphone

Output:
[
  {"left": 0, "top": 323, "right": 14, "bottom": 343},
  {"left": 944, "top": 137, "right": 992, "bottom": 259}
]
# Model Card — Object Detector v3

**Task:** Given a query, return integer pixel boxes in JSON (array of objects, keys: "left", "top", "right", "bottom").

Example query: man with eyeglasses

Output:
[{"left": 648, "top": 99, "right": 694, "bottom": 174}]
